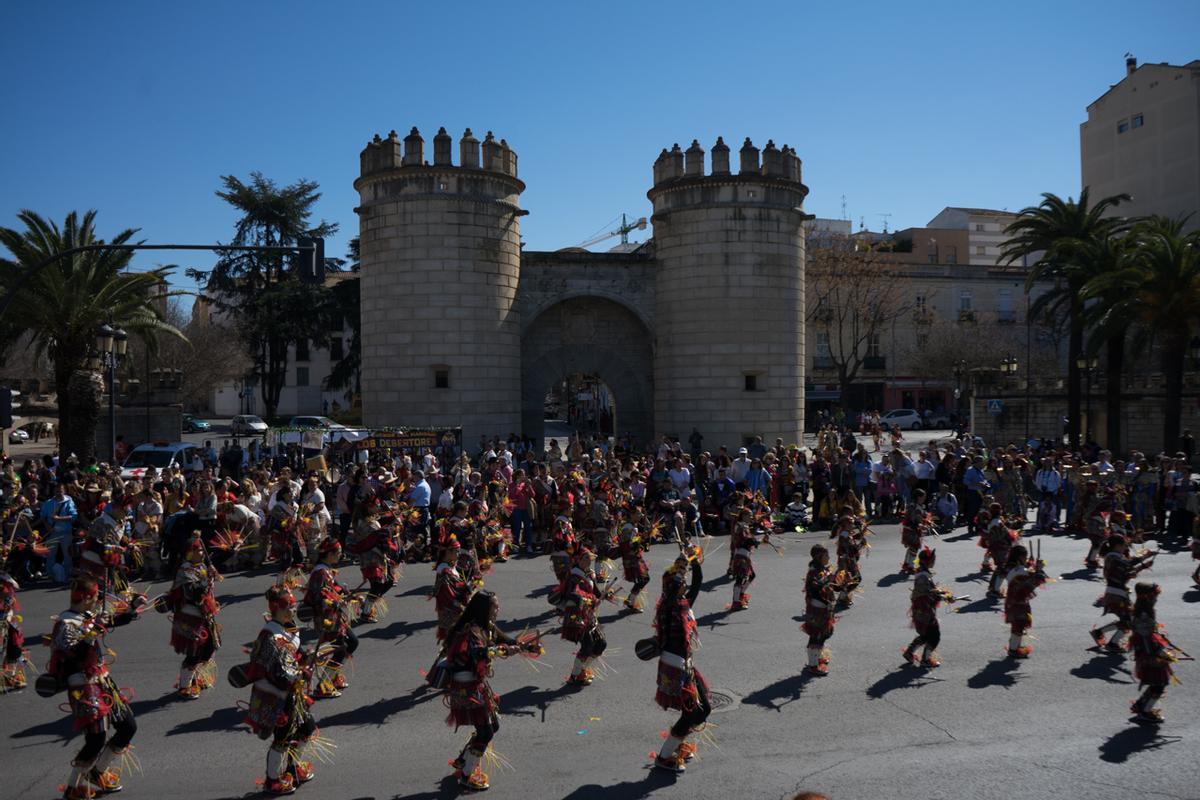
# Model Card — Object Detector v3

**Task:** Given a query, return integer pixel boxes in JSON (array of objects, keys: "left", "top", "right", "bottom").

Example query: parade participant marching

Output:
[
  {"left": 346, "top": 501, "right": 399, "bottom": 623},
  {"left": 442, "top": 590, "right": 543, "bottom": 791},
  {"left": 0, "top": 554, "right": 28, "bottom": 691},
  {"left": 78, "top": 499, "right": 131, "bottom": 596},
  {"left": 1080, "top": 481, "right": 1110, "bottom": 568},
  {"left": 802, "top": 544, "right": 839, "bottom": 676},
  {"left": 548, "top": 515, "right": 576, "bottom": 583},
  {"left": 902, "top": 548, "right": 962, "bottom": 667},
  {"left": 1192, "top": 522, "right": 1200, "bottom": 586},
  {"left": 266, "top": 486, "right": 304, "bottom": 578},
  {"left": 45, "top": 577, "right": 146, "bottom": 800},
  {"left": 899, "top": 489, "right": 930, "bottom": 574},
  {"left": 441, "top": 501, "right": 482, "bottom": 582},
  {"left": 984, "top": 503, "right": 1019, "bottom": 598},
  {"left": 617, "top": 512, "right": 650, "bottom": 612},
  {"left": 560, "top": 547, "right": 609, "bottom": 686},
  {"left": 1128, "top": 582, "right": 1187, "bottom": 724},
  {"left": 434, "top": 535, "right": 472, "bottom": 644},
  {"left": 832, "top": 514, "right": 866, "bottom": 607},
  {"left": 650, "top": 550, "right": 710, "bottom": 774},
  {"left": 302, "top": 539, "right": 359, "bottom": 699},
  {"left": 1089, "top": 535, "right": 1157, "bottom": 652},
  {"left": 241, "top": 585, "right": 319, "bottom": 796},
  {"left": 1003, "top": 544, "right": 1048, "bottom": 658},
  {"left": 729, "top": 507, "right": 762, "bottom": 610},
  {"left": 164, "top": 533, "right": 222, "bottom": 699}
]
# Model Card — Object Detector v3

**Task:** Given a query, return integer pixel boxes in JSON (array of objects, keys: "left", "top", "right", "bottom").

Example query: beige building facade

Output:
[
  {"left": 1081, "top": 56, "right": 1200, "bottom": 230},
  {"left": 357, "top": 128, "right": 808, "bottom": 448}
]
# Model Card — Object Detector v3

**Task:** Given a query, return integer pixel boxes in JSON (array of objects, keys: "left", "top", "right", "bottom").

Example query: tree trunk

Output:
[
  {"left": 1162, "top": 334, "right": 1186, "bottom": 455},
  {"left": 61, "top": 369, "right": 103, "bottom": 462},
  {"left": 1104, "top": 332, "right": 1124, "bottom": 454},
  {"left": 1066, "top": 295, "right": 1083, "bottom": 450}
]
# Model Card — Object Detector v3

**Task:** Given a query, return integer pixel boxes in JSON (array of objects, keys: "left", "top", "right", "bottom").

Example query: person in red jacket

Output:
[{"left": 507, "top": 469, "right": 537, "bottom": 556}]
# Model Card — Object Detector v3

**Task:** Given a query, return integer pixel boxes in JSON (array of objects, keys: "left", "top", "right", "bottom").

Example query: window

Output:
[
  {"left": 815, "top": 331, "right": 831, "bottom": 357},
  {"left": 998, "top": 288, "right": 1014, "bottom": 322},
  {"left": 975, "top": 223, "right": 985, "bottom": 232},
  {"left": 915, "top": 293, "right": 927, "bottom": 311},
  {"left": 916, "top": 331, "right": 929, "bottom": 350},
  {"left": 976, "top": 245, "right": 986, "bottom": 255},
  {"left": 1118, "top": 119, "right": 1129, "bottom": 133},
  {"left": 434, "top": 368, "right": 450, "bottom": 389},
  {"left": 866, "top": 333, "right": 881, "bottom": 358},
  {"left": 1132, "top": 113, "right": 1144, "bottom": 129},
  {"left": 927, "top": 243, "right": 938, "bottom": 264},
  {"left": 743, "top": 373, "right": 758, "bottom": 392},
  {"left": 959, "top": 290, "right": 973, "bottom": 311},
  {"left": 295, "top": 339, "right": 309, "bottom": 361},
  {"left": 945, "top": 246, "right": 957, "bottom": 264},
  {"left": 295, "top": 367, "right": 309, "bottom": 387},
  {"left": 330, "top": 336, "right": 343, "bottom": 361}
]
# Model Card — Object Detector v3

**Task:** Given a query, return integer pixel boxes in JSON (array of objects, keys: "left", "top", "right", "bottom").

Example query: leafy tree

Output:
[
  {"left": 1077, "top": 231, "right": 1136, "bottom": 449},
  {"left": 0, "top": 210, "right": 183, "bottom": 461},
  {"left": 323, "top": 238, "right": 360, "bottom": 408},
  {"left": 1085, "top": 216, "right": 1200, "bottom": 452},
  {"left": 1001, "top": 189, "right": 1129, "bottom": 449},
  {"left": 187, "top": 173, "right": 337, "bottom": 420}
]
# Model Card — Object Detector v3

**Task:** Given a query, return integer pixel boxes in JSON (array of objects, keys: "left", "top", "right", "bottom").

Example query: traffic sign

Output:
[{"left": 986, "top": 399, "right": 1004, "bottom": 415}]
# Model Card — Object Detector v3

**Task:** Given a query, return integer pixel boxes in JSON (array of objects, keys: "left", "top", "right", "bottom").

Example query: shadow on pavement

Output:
[
  {"left": 501, "top": 608, "right": 558, "bottom": 632},
  {"left": 127, "top": 691, "right": 185, "bottom": 718},
  {"left": 1058, "top": 568, "right": 1102, "bottom": 583},
  {"left": 700, "top": 573, "right": 732, "bottom": 592},
  {"left": 1182, "top": 588, "right": 1200, "bottom": 604},
  {"left": 215, "top": 591, "right": 264, "bottom": 607},
  {"left": 358, "top": 618, "right": 437, "bottom": 642},
  {"left": 526, "top": 584, "right": 552, "bottom": 599},
  {"left": 1098, "top": 724, "right": 1182, "bottom": 763},
  {"left": 392, "top": 774, "right": 480, "bottom": 799},
  {"left": 952, "top": 597, "right": 998, "bottom": 615},
  {"left": 865, "top": 666, "right": 942, "bottom": 699},
  {"left": 1069, "top": 652, "right": 1133, "bottom": 685},
  {"left": 876, "top": 573, "right": 909, "bottom": 588},
  {"left": 559, "top": 770, "right": 678, "bottom": 799},
  {"left": 741, "top": 672, "right": 815, "bottom": 712},
  {"left": 8, "top": 715, "right": 73, "bottom": 743},
  {"left": 966, "top": 658, "right": 1023, "bottom": 690},
  {"left": 166, "top": 705, "right": 246, "bottom": 736},
  {"left": 396, "top": 585, "right": 434, "bottom": 599},
  {"left": 953, "top": 570, "right": 990, "bottom": 584},
  {"left": 320, "top": 688, "right": 439, "bottom": 728},
  {"left": 693, "top": 607, "right": 737, "bottom": 629},
  {"left": 502, "top": 683, "right": 583, "bottom": 723}
]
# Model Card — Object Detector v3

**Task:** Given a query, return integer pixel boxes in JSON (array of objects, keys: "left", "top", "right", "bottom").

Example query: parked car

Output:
[
  {"left": 182, "top": 414, "right": 211, "bottom": 433},
  {"left": 120, "top": 442, "right": 201, "bottom": 480},
  {"left": 7, "top": 428, "right": 29, "bottom": 444},
  {"left": 881, "top": 408, "right": 924, "bottom": 431},
  {"left": 925, "top": 411, "right": 953, "bottom": 429},
  {"left": 231, "top": 414, "right": 269, "bottom": 435},
  {"left": 287, "top": 415, "right": 347, "bottom": 430}
]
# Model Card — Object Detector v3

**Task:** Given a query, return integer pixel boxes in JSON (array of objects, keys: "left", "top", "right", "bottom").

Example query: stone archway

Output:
[{"left": 521, "top": 296, "right": 654, "bottom": 445}]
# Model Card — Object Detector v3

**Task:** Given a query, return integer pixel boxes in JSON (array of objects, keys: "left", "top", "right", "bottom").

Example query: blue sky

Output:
[{"left": 2, "top": 0, "right": 1196, "bottom": 299}]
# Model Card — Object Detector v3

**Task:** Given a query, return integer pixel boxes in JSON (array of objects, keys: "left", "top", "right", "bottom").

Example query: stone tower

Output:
[
  {"left": 649, "top": 136, "right": 808, "bottom": 450},
  {"left": 355, "top": 126, "right": 525, "bottom": 441}
]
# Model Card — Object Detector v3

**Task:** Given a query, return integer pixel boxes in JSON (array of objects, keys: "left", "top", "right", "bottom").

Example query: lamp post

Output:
[
  {"left": 93, "top": 324, "right": 128, "bottom": 463},
  {"left": 1075, "top": 356, "right": 1098, "bottom": 445},
  {"left": 952, "top": 359, "right": 967, "bottom": 430}
]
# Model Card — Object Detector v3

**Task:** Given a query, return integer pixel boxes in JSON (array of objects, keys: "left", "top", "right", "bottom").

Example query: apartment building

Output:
[{"left": 1081, "top": 55, "right": 1200, "bottom": 230}]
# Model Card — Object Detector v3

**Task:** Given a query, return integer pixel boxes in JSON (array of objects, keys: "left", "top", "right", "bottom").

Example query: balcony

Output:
[
  {"left": 863, "top": 356, "right": 886, "bottom": 370},
  {"left": 812, "top": 356, "right": 835, "bottom": 371}
]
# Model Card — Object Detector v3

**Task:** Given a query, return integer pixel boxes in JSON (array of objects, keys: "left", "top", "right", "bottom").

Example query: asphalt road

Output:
[{"left": 2, "top": 514, "right": 1197, "bottom": 800}]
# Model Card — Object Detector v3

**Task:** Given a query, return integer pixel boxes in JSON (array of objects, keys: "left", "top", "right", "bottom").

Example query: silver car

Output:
[{"left": 231, "top": 414, "right": 269, "bottom": 435}]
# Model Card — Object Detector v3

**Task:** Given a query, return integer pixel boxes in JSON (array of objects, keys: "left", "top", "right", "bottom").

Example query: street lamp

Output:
[
  {"left": 1000, "top": 355, "right": 1018, "bottom": 376},
  {"left": 1075, "top": 356, "right": 1099, "bottom": 445},
  {"left": 94, "top": 324, "right": 127, "bottom": 464}
]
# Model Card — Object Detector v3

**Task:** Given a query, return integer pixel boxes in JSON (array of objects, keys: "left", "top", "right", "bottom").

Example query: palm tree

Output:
[
  {"left": 0, "top": 210, "right": 183, "bottom": 461},
  {"left": 1086, "top": 216, "right": 1200, "bottom": 453},
  {"left": 1001, "top": 189, "right": 1129, "bottom": 450},
  {"left": 1079, "top": 231, "right": 1136, "bottom": 451}
]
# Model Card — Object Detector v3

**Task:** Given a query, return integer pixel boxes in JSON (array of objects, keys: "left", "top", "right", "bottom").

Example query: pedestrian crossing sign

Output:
[{"left": 987, "top": 399, "right": 1004, "bottom": 414}]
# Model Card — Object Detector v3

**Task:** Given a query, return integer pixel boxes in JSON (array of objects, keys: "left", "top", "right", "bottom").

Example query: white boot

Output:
[
  {"left": 459, "top": 747, "right": 488, "bottom": 788},
  {"left": 655, "top": 735, "right": 685, "bottom": 772},
  {"left": 266, "top": 748, "right": 286, "bottom": 781}
]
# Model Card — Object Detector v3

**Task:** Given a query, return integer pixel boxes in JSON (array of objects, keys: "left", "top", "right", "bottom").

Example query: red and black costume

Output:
[
  {"left": 903, "top": 549, "right": 955, "bottom": 667},
  {"left": 46, "top": 580, "right": 142, "bottom": 800},
  {"left": 833, "top": 517, "right": 865, "bottom": 606},
  {"left": 549, "top": 517, "right": 576, "bottom": 582},
  {"left": 618, "top": 518, "right": 650, "bottom": 612},
  {"left": 434, "top": 541, "right": 471, "bottom": 643},
  {"left": 1128, "top": 583, "right": 1178, "bottom": 724},
  {"left": 802, "top": 545, "right": 838, "bottom": 675},
  {"left": 729, "top": 515, "right": 759, "bottom": 609},
  {"left": 302, "top": 541, "right": 359, "bottom": 699},
  {"left": 1003, "top": 547, "right": 1048, "bottom": 658},
  {"left": 78, "top": 507, "right": 128, "bottom": 596},
  {"left": 347, "top": 508, "right": 399, "bottom": 623},
  {"left": 0, "top": 568, "right": 27, "bottom": 691},
  {"left": 165, "top": 538, "right": 222, "bottom": 698},
  {"left": 985, "top": 513, "right": 1019, "bottom": 598},
  {"left": 900, "top": 499, "right": 929, "bottom": 574},
  {"left": 1090, "top": 536, "right": 1154, "bottom": 652},
  {"left": 560, "top": 555, "right": 607, "bottom": 685},
  {"left": 652, "top": 558, "right": 709, "bottom": 773},
  {"left": 243, "top": 588, "right": 318, "bottom": 796}
]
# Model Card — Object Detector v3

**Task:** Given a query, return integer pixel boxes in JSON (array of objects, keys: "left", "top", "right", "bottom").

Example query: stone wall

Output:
[
  {"left": 95, "top": 405, "right": 183, "bottom": 459},
  {"left": 969, "top": 376, "right": 1200, "bottom": 455}
]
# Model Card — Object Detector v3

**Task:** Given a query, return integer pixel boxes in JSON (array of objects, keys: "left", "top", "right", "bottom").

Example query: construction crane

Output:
[{"left": 577, "top": 213, "right": 648, "bottom": 249}]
